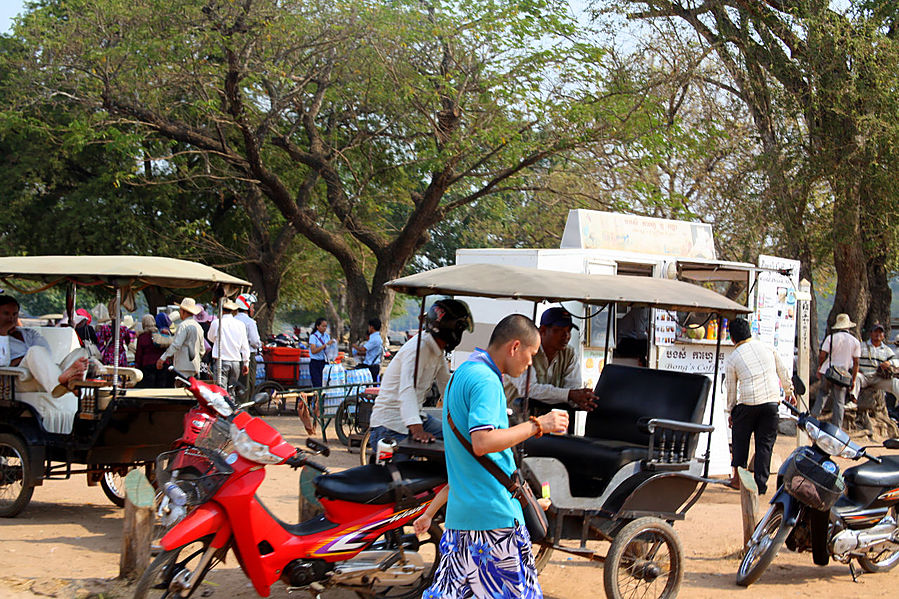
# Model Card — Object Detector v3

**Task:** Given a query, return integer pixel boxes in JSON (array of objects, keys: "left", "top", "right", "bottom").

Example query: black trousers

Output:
[{"left": 730, "top": 402, "right": 779, "bottom": 494}]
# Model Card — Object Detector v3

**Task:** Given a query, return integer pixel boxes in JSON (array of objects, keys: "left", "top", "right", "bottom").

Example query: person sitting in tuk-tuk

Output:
[
  {"left": 503, "top": 307, "right": 597, "bottom": 422},
  {"left": 0, "top": 295, "right": 88, "bottom": 433},
  {"left": 368, "top": 299, "right": 473, "bottom": 450}
]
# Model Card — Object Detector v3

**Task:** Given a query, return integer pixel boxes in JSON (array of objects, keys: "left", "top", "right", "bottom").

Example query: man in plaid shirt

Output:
[{"left": 725, "top": 318, "right": 794, "bottom": 494}]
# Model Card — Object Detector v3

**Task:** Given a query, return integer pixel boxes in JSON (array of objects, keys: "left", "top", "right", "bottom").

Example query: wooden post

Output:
[
  {"left": 120, "top": 470, "right": 156, "bottom": 580},
  {"left": 738, "top": 467, "right": 760, "bottom": 553}
]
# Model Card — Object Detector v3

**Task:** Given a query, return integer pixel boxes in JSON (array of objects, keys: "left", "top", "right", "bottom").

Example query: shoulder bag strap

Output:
[{"left": 447, "top": 413, "right": 516, "bottom": 491}]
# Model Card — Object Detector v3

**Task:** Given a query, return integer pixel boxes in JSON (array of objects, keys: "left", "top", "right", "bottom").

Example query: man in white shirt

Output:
[
  {"left": 368, "top": 299, "right": 472, "bottom": 453},
  {"left": 0, "top": 295, "right": 87, "bottom": 433},
  {"left": 812, "top": 313, "right": 861, "bottom": 427},
  {"left": 235, "top": 293, "right": 261, "bottom": 390},
  {"left": 856, "top": 323, "right": 899, "bottom": 401},
  {"left": 725, "top": 317, "right": 793, "bottom": 494},
  {"left": 157, "top": 297, "right": 205, "bottom": 380},
  {"left": 206, "top": 299, "right": 250, "bottom": 392},
  {"left": 503, "top": 307, "right": 597, "bottom": 426}
]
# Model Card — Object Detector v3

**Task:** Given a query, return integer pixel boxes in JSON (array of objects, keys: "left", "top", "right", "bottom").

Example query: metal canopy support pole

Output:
[
  {"left": 413, "top": 298, "right": 426, "bottom": 388},
  {"left": 215, "top": 295, "right": 224, "bottom": 386},
  {"left": 522, "top": 302, "right": 539, "bottom": 419},
  {"left": 112, "top": 284, "right": 121, "bottom": 396},
  {"left": 704, "top": 313, "right": 724, "bottom": 478},
  {"left": 604, "top": 303, "right": 614, "bottom": 364}
]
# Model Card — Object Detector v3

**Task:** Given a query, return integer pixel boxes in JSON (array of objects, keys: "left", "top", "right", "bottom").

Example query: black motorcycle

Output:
[{"left": 737, "top": 400, "right": 899, "bottom": 585}]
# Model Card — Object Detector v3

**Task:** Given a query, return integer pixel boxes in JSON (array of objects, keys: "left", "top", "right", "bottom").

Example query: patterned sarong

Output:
[{"left": 422, "top": 524, "right": 542, "bottom": 599}]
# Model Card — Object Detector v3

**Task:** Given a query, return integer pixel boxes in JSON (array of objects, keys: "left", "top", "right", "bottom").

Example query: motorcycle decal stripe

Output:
[
  {"left": 878, "top": 488, "right": 899, "bottom": 501},
  {"left": 311, "top": 503, "right": 429, "bottom": 557}
]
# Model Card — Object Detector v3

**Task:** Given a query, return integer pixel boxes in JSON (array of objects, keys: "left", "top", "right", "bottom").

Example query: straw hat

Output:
[
  {"left": 169, "top": 309, "right": 182, "bottom": 323},
  {"left": 178, "top": 297, "right": 202, "bottom": 315},
  {"left": 122, "top": 314, "right": 135, "bottom": 329},
  {"left": 832, "top": 313, "right": 856, "bottom": 330},
  {"left": 222, "top": 299, "right": 240, "bottom": 311}
]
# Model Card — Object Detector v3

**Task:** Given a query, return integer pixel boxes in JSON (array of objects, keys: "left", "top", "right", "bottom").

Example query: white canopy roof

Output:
[{"left": 386, "top": 263, "right": 751, "bottom": 316}]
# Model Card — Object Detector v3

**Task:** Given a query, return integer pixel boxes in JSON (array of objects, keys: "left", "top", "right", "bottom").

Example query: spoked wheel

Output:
[
  {"left": 533, "top": 543, "right": 553, "bottom": 573},
  {"left": 335, "top": 397, "right": 363, "bottom": 446},
  {"left": 736, "top": 504, "right": 789, "bottom": 586},
  {"left": 603, "top": 517, "right": 683, "bottom": 599},
  {"left": 359, "top": 428, "right": 372, "bottom": 465},
  {"left": 132, "top": 536, "right": 225, "bottom": 599},
  {"left": 0, "top": 433, "right": 34, "bottom": 518},
  {"left": 356, "top": 524, "right": 442, "bottom": 599},
  {"left": 100, "top": 468, "right": 129, "bottom": 507},
  {"left": 251, "top": 381, "right": 285, "bottom": 416},
  {"left": 858, "top": 506, "right": 899, "bottom": 572}
]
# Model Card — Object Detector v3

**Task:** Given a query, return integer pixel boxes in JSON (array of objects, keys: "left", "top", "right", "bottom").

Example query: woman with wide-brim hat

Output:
[{"left": 813, "top": 313, "right": 860, "bottom": 427}]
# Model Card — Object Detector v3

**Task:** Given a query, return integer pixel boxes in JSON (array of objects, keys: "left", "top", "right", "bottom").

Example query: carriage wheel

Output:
[
  {"left": 335, "top": 397, "right": 364, "bottom": 446},
  {"left": 359, "top": 428, "right": 372, "bottom": 465},
  {"left": 603, "top": 517, "right": 683, "bottom": 599},
  {"left": 533, "top": 543, "right": 554, "bottom": 573},
  {"left": 0, "top": 433, "right": 34, "bottom": 518},
  {"left": 251, "top": 381, "right": 285, "bottom": 416}
]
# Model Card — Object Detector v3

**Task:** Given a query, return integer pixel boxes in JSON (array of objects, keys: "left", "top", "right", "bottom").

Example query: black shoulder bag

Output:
[
  {"left": 823, "top": 332, "right": 851, "bottom": 388},
  {"left": 446, "top": 414, "right": 548, "bottom": 541}
]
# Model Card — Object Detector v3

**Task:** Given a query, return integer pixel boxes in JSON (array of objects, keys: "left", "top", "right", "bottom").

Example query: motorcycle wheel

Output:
[
  {"left": 603, "top": 517, "right": 683, "bottom": 599},
  {"left": 335, "top": 398, "right": 362, "bottom": 446},
  {"left": 358, "top": 524, "right": 442, "bottom": 599},
  {"left": 0, "top": 433, "right": 34, "bottom": 518},
  {"left": 858, "top": 506, "right": 899, "bottom": 573},
  {"left": 132, "top": 536, "right": 223, "bottom": 599},
  {"left": 251, "top": 381, "right": 285, "bottom": 416},
  {"left": 736, "top": 504, "right": 789, "bottom": 586}
]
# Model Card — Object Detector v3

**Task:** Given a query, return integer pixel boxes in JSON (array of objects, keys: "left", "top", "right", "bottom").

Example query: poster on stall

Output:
[
  {"left": 654, "top": 309, "right": 677, "bottom": 346},
  {"left": 756, "top": 255, "right": 800, "bottom": 376}
]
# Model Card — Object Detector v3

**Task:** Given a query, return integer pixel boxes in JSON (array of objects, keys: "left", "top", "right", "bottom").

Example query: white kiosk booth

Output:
[{"left": 453, "top": 209, "right": 800, "bottom": 476}]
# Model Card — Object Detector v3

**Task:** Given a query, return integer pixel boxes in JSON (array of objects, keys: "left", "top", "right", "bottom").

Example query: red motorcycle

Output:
[{"left": 135, "top": 374, "right": 446, "bottom": 599}]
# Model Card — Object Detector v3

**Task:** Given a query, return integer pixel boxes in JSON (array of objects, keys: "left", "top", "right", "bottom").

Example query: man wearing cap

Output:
[
  {"left": 503, "top": 307, "right": 597, "bottom": 425},
  {"left": 157, "top": 298, "right": 206, "bottom": 380},
  {"left": 856, "top": 322, "right": 899, "bottom": 403},
  {"left": 812, "top": 313, "right": 861, "bottom": 426},
  {"left": 207, "top": 299, "right": 250, "bottom": 391}
]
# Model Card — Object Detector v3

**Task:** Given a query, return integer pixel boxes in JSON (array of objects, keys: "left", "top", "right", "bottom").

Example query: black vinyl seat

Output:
[
  {"left": 844, "top": 456, "right": 899, "bottom": 488},
  {"left": 524, "top": 364, "right": 710, "bottom": 498},
  {"left": 314, "top": 460, "right": 446, "bottom": 504}
]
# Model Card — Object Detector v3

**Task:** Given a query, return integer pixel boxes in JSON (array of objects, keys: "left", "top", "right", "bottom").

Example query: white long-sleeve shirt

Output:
[
  {"left": 235, "top": 312, "right": 261, "bottom": 351},
  {"left": 725, "top": 338, "right": 792, "bottom": 414},
  {"left": 369, "top": 333, "right": 449, "bottom": 433},
  {"left": 207, "top": 314, "right": 250, "bottom": 364}
]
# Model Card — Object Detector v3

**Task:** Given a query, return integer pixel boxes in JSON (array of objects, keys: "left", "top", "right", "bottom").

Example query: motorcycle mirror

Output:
[
  {"left": 306, "top": 438, "right": 331, "bottom": 457},
  {"left": 883, "top": 438, "right": 899, "bottom": 450}
]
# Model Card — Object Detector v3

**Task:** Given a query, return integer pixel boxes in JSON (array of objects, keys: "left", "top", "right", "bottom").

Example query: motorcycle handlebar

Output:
[
  {"left": 781, "top": 398, "right": 802, "bottom": 416},
  {"left": 285, "top": 451, "right": 329, "bottom": 474}
]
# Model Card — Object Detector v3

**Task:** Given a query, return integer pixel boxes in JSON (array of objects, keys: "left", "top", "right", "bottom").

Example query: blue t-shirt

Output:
[
  {"left": 310, "top": 331, "right": 330, "bottom": 360},
  {"left": 361, "top": 331, "right": 383, "bottom": 366},
  {"left": 443, "top": 349, "right": 524, "bottom": 531}
]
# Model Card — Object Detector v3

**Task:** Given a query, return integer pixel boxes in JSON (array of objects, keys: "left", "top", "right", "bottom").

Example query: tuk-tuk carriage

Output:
[
  {"left": 377, "top": 263, "right": 752, "bottom": 599},
  {"left": 0, "top": 255, "right": 249, "bottom": 517}
]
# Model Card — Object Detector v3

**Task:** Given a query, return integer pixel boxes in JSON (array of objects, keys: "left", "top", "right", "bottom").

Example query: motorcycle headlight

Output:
[
  {"left": 230, "top": 423, "right": 282, "bottom": 464},
  {"left": 809, "top": 428, "right": 849, "bottom": 456}
]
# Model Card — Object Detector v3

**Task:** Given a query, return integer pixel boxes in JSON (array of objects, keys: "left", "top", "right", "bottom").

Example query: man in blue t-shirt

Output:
[
  {"left": 351, "top": 318, "right": 384, "bottom": 381},
  {"left": 422, "top": 314, "right": 568, "bottom": 599}
]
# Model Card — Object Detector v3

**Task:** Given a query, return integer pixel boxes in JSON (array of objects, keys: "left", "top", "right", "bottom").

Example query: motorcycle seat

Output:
[
  {"left": 844, "top": 455, "right": 899, "bottom": 488},
  {"left": 314, "top": 460, "right": 446, "bottom": 505}
]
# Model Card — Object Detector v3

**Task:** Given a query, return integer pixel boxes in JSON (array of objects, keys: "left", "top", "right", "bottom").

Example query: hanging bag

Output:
[
  {"left": 823, "top": 332, "right": 851, "bottom": 388},
  {"left": 447, "top": 414, "right": 548, "bottom": 541}
]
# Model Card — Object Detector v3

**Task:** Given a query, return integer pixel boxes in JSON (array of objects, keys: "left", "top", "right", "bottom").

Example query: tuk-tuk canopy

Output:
[
  {"left": 386, "top": 263, "right": 752, "bottom": 316},
  {"left": 0, "top": 255, "right": 250, "bottom": 290}
]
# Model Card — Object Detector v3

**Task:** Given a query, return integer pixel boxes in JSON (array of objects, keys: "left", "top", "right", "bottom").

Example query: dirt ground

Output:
[{"left": 2, "top": 416, "right": 898, "bottom": 599}]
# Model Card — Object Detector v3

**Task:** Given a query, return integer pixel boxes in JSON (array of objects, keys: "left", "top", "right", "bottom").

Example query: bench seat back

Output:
[{"left": 585, "top": 364, "right": 710, "bottom": 446}]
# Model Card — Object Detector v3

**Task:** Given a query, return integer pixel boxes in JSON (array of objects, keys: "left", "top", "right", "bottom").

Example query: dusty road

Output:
[{"left": 1, "top": 416, "right": 898, "bottom": 598}]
